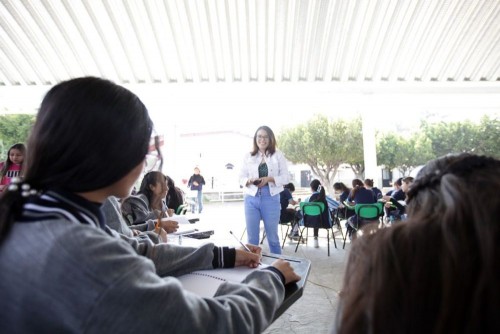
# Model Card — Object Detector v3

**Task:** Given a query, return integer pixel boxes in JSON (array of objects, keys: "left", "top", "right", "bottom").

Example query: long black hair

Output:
[
  {"left": 310, "top": 179, "right": 326, "bottom": 202},
  {"left": 138, "top": 171, "right": 166, "bottom": 205},
  {"left": 0, "top": 77, "right": 153, "bottom": 242},
  {"left": 338, "top": 154, "right": 500, "bottom": 333}
]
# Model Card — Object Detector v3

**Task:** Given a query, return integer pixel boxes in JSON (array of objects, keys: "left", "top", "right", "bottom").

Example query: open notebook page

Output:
[{"left": 177, "top": 265, "right": 269, "bottom": 298}]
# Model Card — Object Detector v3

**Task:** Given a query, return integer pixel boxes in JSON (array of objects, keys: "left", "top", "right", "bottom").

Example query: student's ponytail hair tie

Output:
[{"left": 7, "top": 177, "right": 38, "bottom": 197}]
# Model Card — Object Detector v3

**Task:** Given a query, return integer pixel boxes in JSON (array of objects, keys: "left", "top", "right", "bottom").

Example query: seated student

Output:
[
  {"left": 280, "top": 182, "right": 301, "bottom": 239},
  {"left": 335, "top": 153, "right": 500, "bottom": 333},
  {"left": 384, "top": 177, "right": 402, "bottom": 197},
  {"left": 0, "top": 77, "right": 300, "bottom": 333},
  {"left": 103, "top": 196, "right": 168, "bottom": 243},
  {"left": 0, "top": 143, "right": 26, "bottom": 193},
  {"left": 333, "top": 182, "right": 354, "bottom": 219},
  {"left": 345, "top": 179, "right": 377, "bottom": 238},
  {"left": 384, "top": 176, "right": 414, "bottom": 222},
  {"left": 165, "top": 175, "right": 186, "bottom": 214},
  {"left": 122, "top": 171, "right": 189, "bottom": 229},
  {"left": 363, "top": 178, "right": 382, "bottom": 200},
  {"left": 301, "top": 179, "right": 331, "bottom": 248},
  {"left": 383, "top": 177, "right": 404, "bottom": 201}
]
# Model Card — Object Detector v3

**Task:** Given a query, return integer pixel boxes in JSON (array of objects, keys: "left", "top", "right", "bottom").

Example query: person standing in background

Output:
[
  {"left": 239, "top": 125, "right": 289, "bottom": 255},
  {"left": 188, "top": 167, "right": 205, "bottom": 213},
  {"left": 0, "top": 143, "right": 26, "bottom": 192}
]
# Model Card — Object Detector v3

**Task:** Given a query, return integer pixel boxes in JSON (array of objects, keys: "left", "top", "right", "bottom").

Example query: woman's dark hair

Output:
[
  {"left": 284, "top": 182, "right": 295, "bottom": 192},
  {"left": 138, "top": 171, "right": 166, "bottom": 205},
  {"left": 0, "top": 77, "right": 153, "bottom": 241},
  {"left": 165, "top": 175, "right": 184, "bottom": 212},
  {"left": 333, "top": 182, "right": 349, "bottom": 193},
  {"left": 363, "top": 178, "right": 374, "bottom": 187},
  {"left": 393, "top": 177, "right": 403, "bottom": 187},
  {"left": 338, "top": 153, "right": 500, "bottom": 333},
  {"left": 350, "top": 178, "right": 365, "bottom": 199},
  {"left": 351, "top": 178, "right": 363, "bottom": 188},
  {"left": 251, "top": 125, "right": 277, "bottom": 156},
  {"left": 402, "top": 176, "right": 414, "bottom": 184},
  {"left": 0, "top": 143, "right": 26, "bottom": 179},
  {"left": 309, "top": 179, "right": 325, "bottom": 202}
]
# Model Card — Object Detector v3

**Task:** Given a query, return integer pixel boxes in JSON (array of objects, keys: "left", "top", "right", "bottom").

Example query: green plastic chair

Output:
[
  {"left": 295, "top": 202, "right": 337, "bottom": 256},
  {"left": 342, "top": 202, "right": 384, "bottom": 249}
]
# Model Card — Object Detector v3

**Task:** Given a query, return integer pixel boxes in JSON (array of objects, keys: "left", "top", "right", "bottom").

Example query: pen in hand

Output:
[{"left": 229, "top": 230, "right": 262, "bottom": 265}]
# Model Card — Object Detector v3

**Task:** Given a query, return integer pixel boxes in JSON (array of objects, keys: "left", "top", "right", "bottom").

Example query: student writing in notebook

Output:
[
  {"left": 0, "top": 77, "right": 301, "bottom": 333},
  {"left": 121, "top": 171, "right": 181, "bottom": 231}
]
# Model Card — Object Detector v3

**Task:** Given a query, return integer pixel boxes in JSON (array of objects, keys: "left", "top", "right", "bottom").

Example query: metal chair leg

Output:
[
  {"left": 260, "top": 231, "right": 266, "bottom": 244},
  {"left": 331, "top": 227, "right": 337, "bottom": 249},
  {"left": 281, "top": 223, "right": 291, "bottom": 249}
]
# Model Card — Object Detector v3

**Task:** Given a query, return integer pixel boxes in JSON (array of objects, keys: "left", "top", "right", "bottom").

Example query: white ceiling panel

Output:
[{"left": 0, "top": 0, "right": 499, "bottom": 87}]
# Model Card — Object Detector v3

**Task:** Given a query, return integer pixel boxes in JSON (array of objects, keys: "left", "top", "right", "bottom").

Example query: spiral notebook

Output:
[{"left": 177, "top": 265, "right": 268, "bottom": 298}]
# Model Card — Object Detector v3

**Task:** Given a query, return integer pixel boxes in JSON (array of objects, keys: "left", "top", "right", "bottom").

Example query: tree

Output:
[
  {"left": 420, "top": 116, "right": 499, "bottom": 159},
  {"left": 421, "top": 119, "right": 479, "bottom": 157},
  {"left": 342, "top": 117, "right": 364, "bottom": 178},
  {"left": 377, "top": 132, "right": 433, "bottom": 176},
  {"left": 377, "top": 133, "right": 406, "bottom": 172},
  {"left": 0, "top": 114, "right": 36, "bottom": 160},
  {"left": 474, "top": 115, "right": 500, "bottom": 158},
  {"left": 278, "top": 115, "right": 363, "bottom": 194}
]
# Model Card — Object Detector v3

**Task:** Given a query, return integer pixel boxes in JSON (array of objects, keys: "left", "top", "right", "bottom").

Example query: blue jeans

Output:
[
  {"left": 196, "top": 190, "right": 203, "bottom": 213},
  {"left": 244, "top": 186, "right": 281, "bottom": 254},
  {"left": 191, "top": 190, "right": 203, "bottom": 213}
]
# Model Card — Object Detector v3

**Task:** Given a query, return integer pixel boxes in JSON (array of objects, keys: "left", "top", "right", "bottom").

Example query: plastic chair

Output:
[
  {"left": 342, "top": 202, "right": 384, "bottom": 249},
  {"left": 295, "top": 202, "right": 337, "bottom": 256},
  {"left": 278, "top": 206, "right": 302, "bottom": 248},
  {"left": 175, "top": 203, "right": 189, "bottom": 215}
]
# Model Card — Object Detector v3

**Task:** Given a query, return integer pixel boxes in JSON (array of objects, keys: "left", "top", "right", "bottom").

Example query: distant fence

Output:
[{"left": 202, "top": 187, "right": 311, "bottom": 203}]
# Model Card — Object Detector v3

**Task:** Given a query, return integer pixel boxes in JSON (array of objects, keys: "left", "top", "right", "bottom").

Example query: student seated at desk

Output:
[
  {"left": 165, "top": 175, "right": 187, "bottom": 214},
  {"left": 300, "top": 179, "right": 331, "bottom": 248},
  {"left": 103, "top": 196, "right": 168, "bottom": 243},
  {"left": 345, "top": 179, "right": 377, "bottom": 239},
  {"left": 335, "top": 153, "right": 500, "bottom": 333},
  {"left": 333, "top": 182, "right": 354, "bottom": 220},
  {"left": 280, "top": 182, "right": 301, "bottom": 239},
  {"left": 383, "top": 176, "right": 414, "bottom": 222},
  {"left": 122, "top": 171, "right": 190, "bottom": 230},
  {"left": 0, "top": 77, "right": 300, "bottom": 333}
]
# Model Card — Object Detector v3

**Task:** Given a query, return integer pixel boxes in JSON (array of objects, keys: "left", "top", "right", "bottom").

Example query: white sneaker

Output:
[{"left": 314, "top": 237, "right": 319, "bottom": 248}]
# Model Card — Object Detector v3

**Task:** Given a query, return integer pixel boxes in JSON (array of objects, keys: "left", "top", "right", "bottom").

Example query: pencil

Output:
[{"left": 229, "top": 230, "right": 262, "bottom": 265}]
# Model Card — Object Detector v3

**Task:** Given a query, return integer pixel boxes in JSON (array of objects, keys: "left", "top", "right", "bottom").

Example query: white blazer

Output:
[{"left": 239, "top": 149, "right": 289, "bottom": 197}]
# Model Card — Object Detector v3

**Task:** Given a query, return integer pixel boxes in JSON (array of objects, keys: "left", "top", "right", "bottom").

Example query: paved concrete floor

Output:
[{"left": 188, "top": 201, "right": 350, "bottom": 334}]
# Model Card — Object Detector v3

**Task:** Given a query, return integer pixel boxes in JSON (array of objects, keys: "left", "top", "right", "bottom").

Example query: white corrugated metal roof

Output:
[{"left": 1, "top": 0, "right": 499, "bottom": 87}]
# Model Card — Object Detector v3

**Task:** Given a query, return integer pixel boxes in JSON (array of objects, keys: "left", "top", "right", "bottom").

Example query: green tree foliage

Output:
[
  {"left": 278, "top": 115, "right": 363, "bottom": 193},
  {"left": 421, "top": 115, "right": 499, "bottom": 159},
  {"left": 473, "top": 116, "right": 500, "bottom": 158},
  {"left": 0, "top": 114, "right": 36, "bottom": 160},
  {"left": 377, "top": 132, "right": 433, "bottom": 176},
  {"left": 343, "top": 117, "right": 364, "bottom": 178}
]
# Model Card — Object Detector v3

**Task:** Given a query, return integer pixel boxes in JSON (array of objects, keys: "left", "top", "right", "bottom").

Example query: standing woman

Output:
[
  {"left": 0, "top": 77, "right": 299, "bottom": 333},
  {"left": 239, "top": 125, "right": 289, "bottom": 254},
  {"left": 0, "top": 143, "right": 26, "bottom": 192}
]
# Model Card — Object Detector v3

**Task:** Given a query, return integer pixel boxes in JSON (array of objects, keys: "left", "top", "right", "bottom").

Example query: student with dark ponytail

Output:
[
  {"left": 0, "top": 77, "right": 299, "bottom": 333},
  {"left": 303, "top": 179, "right": 331, "bottom": 248}
]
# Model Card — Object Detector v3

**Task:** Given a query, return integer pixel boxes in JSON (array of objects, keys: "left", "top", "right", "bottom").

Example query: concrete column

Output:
[{"left": 361, "top": 110, "right": 378, "bottom": 182}]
